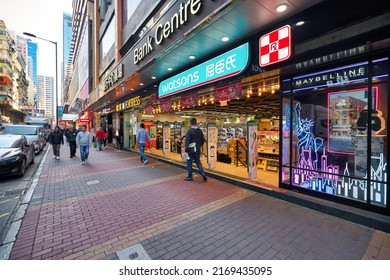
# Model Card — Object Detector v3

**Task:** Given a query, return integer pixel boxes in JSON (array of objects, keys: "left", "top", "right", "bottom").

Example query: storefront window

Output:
[{"left": 282, "top": 58, "right": 388, "bottom": 208}]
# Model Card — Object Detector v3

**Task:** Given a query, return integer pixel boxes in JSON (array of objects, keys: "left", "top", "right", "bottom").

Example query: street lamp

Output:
[{"left": 23, "top": 32, "right": 58, "bottom": 126}]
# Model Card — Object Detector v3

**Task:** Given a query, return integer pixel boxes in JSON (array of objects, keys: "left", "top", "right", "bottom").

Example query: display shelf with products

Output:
[
  {"left": 170, "top": 122, "right": 183, "bottom": 153},
  {"left": 257, "top": 130, "right": 279, "bottom": 171}
]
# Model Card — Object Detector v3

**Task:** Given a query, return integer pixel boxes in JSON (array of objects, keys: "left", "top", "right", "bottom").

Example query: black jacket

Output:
[
  {"left": 65, "top": 130, "right": 78, "bottom": 142},
  {"left": 49, "top": 131, "right": 64, "bottom": 145},
  {"left": 185, "top": 127, "right": 205, "bottom": 153}
]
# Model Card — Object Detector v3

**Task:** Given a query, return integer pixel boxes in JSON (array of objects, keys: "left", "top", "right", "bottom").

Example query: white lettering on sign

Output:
[
  {"left": 136, "top": 0, "right": 203, "bottom": 64},
  {"left": 161, "top": 71, "right": 200, "bottom": 92},
  {"left": 205, "top": 54, "right": 237, "bottom": 78}
]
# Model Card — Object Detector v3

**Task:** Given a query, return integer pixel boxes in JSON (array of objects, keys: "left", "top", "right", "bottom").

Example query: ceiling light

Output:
[
  {"left": 167, "top": 67, "right": 173, "bottom": 71},
  {"left": 140, "top": 83, "right": 144, "bottom": 85},
  {"left": 142, "top": 114, "right": 155, "bottom": 118},
  {"left": 151, "top": 76, "right": 156, "bottom": 79},
  {"left": 189, "top": 55, "right": 196, "bottom": 60},
  {"left": 275, "top": 3, "right": 288, "bottom": 13},
  {"left": 296, "top": 21, "right": 305, "bottom": 26},
  {"left": 221, "top": 36, "right": 229, "bottom": 42},
  {"left": 181, "top": 115, "right": 191, "bottom": 118}
]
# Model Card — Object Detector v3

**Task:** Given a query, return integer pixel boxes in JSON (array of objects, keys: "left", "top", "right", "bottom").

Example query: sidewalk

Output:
[{"left": 1, "top": 145, "right": 389, "bottom": 260}]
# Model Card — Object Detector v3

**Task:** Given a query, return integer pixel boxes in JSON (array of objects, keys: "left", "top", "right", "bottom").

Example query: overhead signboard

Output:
[
  {"left": 159, "top": 43, "right": 250, "bottom": 98},
  {"left": 259, "top": 25, "right": 292, "bottom": 67}
]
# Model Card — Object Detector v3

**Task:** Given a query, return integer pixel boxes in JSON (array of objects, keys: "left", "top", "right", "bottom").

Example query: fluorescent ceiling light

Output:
[
  {"left": 181, "top": 115, "right": 192, "bottom": 118},
  {"left": 142, "top": 114, "right": 155, "bottom": 118},
  {"left": 189, "top": 55, "right": 196, "bottom": 60},
  {"left": 151, "top": 76, "right": 156, "bottom": 79},
  {"left": 167, "top": 67, "right": 173, "bottom": 71},
  {"left": 221, "top": 36, "right": 229, "bottom": 42},
  {"left": 296, "top": 21, "right": 305, "bottom": 26}
]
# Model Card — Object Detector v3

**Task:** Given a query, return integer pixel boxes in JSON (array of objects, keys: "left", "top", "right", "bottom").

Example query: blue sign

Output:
[{"left": 158, "top": 43, "right": 250, "bottom": 98}]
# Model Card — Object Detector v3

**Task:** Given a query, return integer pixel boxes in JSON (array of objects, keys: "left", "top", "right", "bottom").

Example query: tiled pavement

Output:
[{"left": 2, "top": 145, "right": 390, "bottom": 260}]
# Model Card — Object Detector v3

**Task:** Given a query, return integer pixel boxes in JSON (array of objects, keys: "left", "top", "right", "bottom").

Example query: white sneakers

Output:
[
  {"left": 81, "top": 161, "right": 85, "bottom": 165},
  {"left": 53, "top": 156, "right": 60, "bottom": 160}
]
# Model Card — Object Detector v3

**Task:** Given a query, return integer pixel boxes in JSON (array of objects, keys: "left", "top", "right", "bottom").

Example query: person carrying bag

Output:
[{"left": 184, "top": 118, "right": 207, "bottom": 182}]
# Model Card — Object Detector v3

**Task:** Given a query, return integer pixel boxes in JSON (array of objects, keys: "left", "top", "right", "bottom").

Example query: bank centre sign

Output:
[{"left": 134, "top": 0, "right": 204, "bottom": 65}]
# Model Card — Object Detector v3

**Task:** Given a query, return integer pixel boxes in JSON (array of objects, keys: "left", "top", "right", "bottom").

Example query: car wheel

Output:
[{"left": 18, "top": 158, "right": 26, "bottom": 177}]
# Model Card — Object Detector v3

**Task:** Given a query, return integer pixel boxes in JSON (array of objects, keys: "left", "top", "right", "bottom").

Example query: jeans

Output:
[
  {"left": 80, "top": 145, "right": 89, "bottom": 162},
  {"left": 186, "top": 151, "right": 205, "bottom": 178},
  {"left": 138, "top": 142, "right": 147, "bottom": 161},
  {"left": 98, "top": 138, "right": 103, "bottom": 150}
]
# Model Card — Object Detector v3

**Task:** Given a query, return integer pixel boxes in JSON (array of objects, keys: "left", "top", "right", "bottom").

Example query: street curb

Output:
[{"left": 0, "top": 146, "right": 50, "bottom": 259}]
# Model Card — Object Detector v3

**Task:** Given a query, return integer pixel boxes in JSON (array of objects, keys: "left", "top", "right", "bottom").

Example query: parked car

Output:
[
  {"left": 1, "top": 124, "right": 45, "bottom": 154},
  {"left": 0, "top": 134, "right": 35, "bottom": 177}
]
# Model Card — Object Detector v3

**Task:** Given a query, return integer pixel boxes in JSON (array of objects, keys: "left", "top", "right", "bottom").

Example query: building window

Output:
[
  {"left": 281, "top": 58, "right": 388, "bottom": 208},
  {"left": 99, "top": 17, "right": 115, "bottom": 66}
]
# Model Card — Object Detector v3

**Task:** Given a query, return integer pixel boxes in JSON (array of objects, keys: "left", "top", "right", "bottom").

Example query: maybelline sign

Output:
[{"left": 134, "top": 0, "right": 203, "bottom": 65}]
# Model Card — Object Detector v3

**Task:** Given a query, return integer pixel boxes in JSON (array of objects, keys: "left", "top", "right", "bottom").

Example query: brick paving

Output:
[{"left": 5, "top": 145, "right": 390, "bottom": 260}]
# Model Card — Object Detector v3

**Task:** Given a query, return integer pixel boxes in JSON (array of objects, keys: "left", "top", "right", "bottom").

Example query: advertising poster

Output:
[
  {"left": 247, "top": 121, "right": 258, "bottom": 179},
  {"left": 163, "top": 124, "right": 170, "bottom": 157},
  {"left": 150, "top": 126, "right": 157, "bottom": 151},
  {"left": 207, "top": 123, "right": 217, "bottom": 169}
]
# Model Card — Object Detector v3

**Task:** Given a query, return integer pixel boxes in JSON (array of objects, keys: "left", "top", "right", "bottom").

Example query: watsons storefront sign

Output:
[
  {"left": 158, "top": 43, "right": 250, "bottom": 98},
  {"left": 134, "top": 0, "right": 203, "bottom": 65}
]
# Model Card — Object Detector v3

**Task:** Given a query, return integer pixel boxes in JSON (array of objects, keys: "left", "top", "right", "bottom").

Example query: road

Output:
[{"left": 0, "top": 144, "right": 47, "bottom": 243}]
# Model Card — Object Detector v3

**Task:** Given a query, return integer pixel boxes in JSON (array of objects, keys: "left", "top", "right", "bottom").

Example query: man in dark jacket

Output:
[
  {"left": 49, "top": 125, "right": 64, "bottom": 160},
  {"left": 184, "top": 118, "right": 207, "bottom": 182},
  {"left": 65, "top": 126, "right": 78, "bottom": 158}
]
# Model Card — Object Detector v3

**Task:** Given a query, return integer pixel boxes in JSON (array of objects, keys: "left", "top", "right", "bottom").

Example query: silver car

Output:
[{"left": 1, "top": 124, "right": 45, "bottom": 154}]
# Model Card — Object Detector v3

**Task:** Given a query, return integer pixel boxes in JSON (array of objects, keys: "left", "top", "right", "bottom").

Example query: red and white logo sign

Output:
[{"left": 259, "top": 25, "right": 292, "bottom": 67}]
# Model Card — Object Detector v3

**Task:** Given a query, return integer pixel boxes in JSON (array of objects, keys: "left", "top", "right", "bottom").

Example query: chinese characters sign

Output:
[
  {"left": 103, "top": 64, "right": 124, "bottom": 91},
  {"left": 158, "top": 43, "right": 249, "bottom": 98},
  {"left": 259, "top": 25, "right": 292, "bottom": 67}
]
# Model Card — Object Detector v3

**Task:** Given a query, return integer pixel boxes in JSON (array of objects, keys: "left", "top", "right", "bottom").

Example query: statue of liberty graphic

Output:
[{"left": 294, "top": 102, "right": 324, "bottom": 169}]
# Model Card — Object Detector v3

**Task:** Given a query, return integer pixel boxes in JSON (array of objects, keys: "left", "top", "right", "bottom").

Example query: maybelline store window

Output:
[{"left": 281, "top": 58, "right": 388, "bottom": 211}]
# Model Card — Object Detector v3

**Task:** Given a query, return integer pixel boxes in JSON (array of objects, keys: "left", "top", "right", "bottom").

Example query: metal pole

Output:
[{"left": 55, "top": 42, "right": 58, "bottom": 125}]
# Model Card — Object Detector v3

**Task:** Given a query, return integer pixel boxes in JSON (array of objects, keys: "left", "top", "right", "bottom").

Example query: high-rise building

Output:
[
  {"left": 16, "top": 35, "right": 28, "bottom": 66},
  {"left": 37, "top": 75, "right": 54, "bottom": 118},
  {"left": 63, "top": 12, "right": 72, "bottom": 84},
  {"left": 0, "top": 20, "right": 27, "bottom": 124},
  {"left": 27, "top": 40, "right": 38, "bottom": 86}
]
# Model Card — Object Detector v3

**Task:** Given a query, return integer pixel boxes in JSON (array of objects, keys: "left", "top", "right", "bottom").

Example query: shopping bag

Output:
[{"left": 93, "top": 141, "right": 97, "bottom": 148}]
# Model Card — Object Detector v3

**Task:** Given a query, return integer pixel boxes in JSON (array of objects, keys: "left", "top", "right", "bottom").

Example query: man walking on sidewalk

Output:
[
  {"left": 136, "top": 123, "right": 150, "bottom": 165},
  {"left": 76, "top": 124, "right": 92, "bottom": 165},
  {"left": 49, "top": 125, "right": 64, "bottom": 160},
  {"left": 184, "top": 118, "right": 207, "bottom": 182},
  {"left": 65, "top": 125, "right": 78, "bottom": 158}
]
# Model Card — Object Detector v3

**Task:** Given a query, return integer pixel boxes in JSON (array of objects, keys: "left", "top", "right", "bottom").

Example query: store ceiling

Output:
[{"left": 96, "top": 0, "right": 324, "bottom": 114}]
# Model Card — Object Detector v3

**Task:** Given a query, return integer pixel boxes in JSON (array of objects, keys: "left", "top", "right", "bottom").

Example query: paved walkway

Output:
[{"left": 1, "top": 145, "right": 390, "bottom": 260}]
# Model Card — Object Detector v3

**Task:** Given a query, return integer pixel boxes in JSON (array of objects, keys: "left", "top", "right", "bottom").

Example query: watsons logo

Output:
[
  {"left": 134, "top": 0, "right": 202, "bottom": 65},
  {"left": 160, "top": 71, "right": 200, "bottom": 93},
  {"left": 159, "top": 43, "right": 250, "bottom": 98}
]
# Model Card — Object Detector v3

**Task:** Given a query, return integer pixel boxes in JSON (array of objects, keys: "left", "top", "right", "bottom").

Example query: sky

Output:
[{"left": 0, "top": 0, "right": 72, "bottom": 82}]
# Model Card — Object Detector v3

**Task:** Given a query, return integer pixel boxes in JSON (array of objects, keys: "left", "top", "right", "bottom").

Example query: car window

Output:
[
  {"left": 0, "top": 137, "right": 20, "bottom": 148},
  {"left": 3, "top": 126, "right": 37, "bottom": 135}
]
